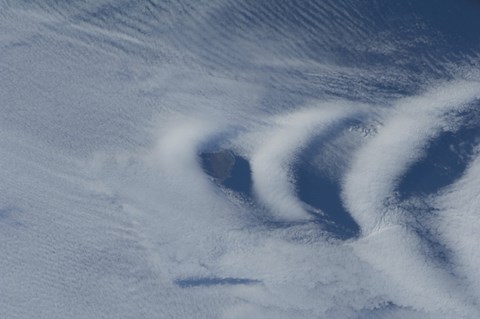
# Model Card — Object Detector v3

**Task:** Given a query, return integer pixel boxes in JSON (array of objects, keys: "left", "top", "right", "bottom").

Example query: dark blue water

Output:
[
  {"left": 175, "top": 277, "right": 259, "bottom": 288},
  {"left": 398, "top": 107, "right": 480, "bottom": 199},
  {"left": 223, "top": 156, "right": 253, "bottom": 196},
  {"left": 295, "top": 162, "right": 360, "bottom": 239}
]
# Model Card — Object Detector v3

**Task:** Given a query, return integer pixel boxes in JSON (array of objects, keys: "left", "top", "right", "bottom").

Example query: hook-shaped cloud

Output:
[
  {"left": 250, "top": 104, "right": 360, "bottom": 221},
  {"left": 343, "top": 80, "right": 480, "bottom": 235}
]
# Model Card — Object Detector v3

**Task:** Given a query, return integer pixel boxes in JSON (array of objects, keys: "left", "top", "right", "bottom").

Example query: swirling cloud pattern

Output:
[{"left": 1, "top": 1, "right": 480, "bottom": 318}]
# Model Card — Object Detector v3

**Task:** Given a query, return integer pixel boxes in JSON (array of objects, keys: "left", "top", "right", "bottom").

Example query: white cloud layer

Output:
[
  {"left": 343, "top": 80, "right": 480, "bottom": 234},
  {"left": 250, "top": 105, "right": 359, "bottom": 221},
  {"left": 1, "top": 1, "right": 480, "bottom": 318}
]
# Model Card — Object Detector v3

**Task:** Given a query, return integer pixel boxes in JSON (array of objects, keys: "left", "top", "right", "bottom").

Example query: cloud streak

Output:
[
  {"left": 343, "top": 80, "right": 480, "bottom": 235},
  {"left": 250, "top": 105, "right": 359, "bottom": 221}
]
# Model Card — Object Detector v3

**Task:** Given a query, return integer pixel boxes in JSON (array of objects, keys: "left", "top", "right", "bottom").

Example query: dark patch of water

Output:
[
  {"left": 295, "top": 161, "right": 360, "bottom": 240},
  {"left": 398, "top": 121, "right": 480, "bottom": 199},
  {"left": 175, "top": 277, "right": 260, "bottom": 288}
]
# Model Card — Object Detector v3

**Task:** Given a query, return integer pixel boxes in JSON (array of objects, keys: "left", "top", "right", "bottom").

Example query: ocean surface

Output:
[{"left": 1, "top": 1, "right": 480, "bottom": 318}]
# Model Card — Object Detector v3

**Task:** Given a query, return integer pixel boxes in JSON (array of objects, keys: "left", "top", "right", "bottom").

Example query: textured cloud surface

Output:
[{"left": 1, "top": 1, "right": 480, "bottom": 318}]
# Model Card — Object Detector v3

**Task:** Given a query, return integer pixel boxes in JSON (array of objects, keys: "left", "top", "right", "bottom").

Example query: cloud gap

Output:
[
  {"left": 175, "top": 277, "right": 261, "bottom": 288},
  {"left": 397, "top": 104, "right": 480, "bottom": 200},
  {"left": 200, "top": 150, "right": 253, "bottom": 197},
  {"left": 293, "top": 118, "right": 363, "bottom": 239}
]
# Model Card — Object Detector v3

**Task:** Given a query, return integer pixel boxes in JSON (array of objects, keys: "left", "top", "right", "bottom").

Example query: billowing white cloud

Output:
[
  {"left": 250, "top": 105, "right": 360, "bottom": 221},
  {"left": 2, "top": 1, "right": 480, "bottom": 318},
  {"left": 434, "top": 152, "right": 480, "bottom": 302},
  {"left": 343, "top": 80, "right": 480, "bottom": 235}
]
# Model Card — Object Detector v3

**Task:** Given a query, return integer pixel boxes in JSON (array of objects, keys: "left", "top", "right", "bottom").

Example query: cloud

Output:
[
  {"left": 434, "top": 152, "right": 480, "bottom": 302},
  {"left": 250, "top": 104, "right": 360, "bottom": 221},
  {"left": 3, "top": 0, "right": 480, "bottom": 318},
  {"left": 342, "top": 80, "right": 480, "bottom": 235}
]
